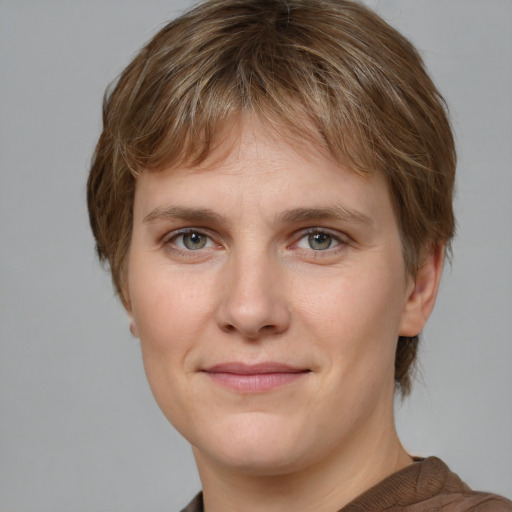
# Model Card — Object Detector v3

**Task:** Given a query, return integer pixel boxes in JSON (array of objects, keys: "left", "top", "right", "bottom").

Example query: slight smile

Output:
[{"left": 202, "top": 363, "right": 312, "bottom": 393}]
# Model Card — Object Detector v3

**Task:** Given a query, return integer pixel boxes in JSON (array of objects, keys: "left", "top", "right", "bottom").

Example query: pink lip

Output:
[{"left": 202, "top": 362, "right": 310, "bottom": 393}]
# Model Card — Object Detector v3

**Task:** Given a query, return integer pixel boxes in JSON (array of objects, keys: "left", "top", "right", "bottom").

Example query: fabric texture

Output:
[{"left": 179, "top": 457, "right": 512, "bottom": 512}]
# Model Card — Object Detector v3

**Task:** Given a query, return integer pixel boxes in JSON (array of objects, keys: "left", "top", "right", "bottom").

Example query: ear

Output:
[
  {"left": 128, "top": 316, "right": 140, "bottom": 338},
  {"left": 121, "top": 289, "right": 140, "bottom": 339},
  {"left": 399, "top": 243, "right": 445, "bottom": 337}
]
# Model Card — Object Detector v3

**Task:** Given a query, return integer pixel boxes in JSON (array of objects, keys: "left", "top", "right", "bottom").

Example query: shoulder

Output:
[
  {"left": 341, "top": 456, "right": 512, "bottom": 512},
  {"left": 180, "top": 492, "right": 203, "bottom": 512},
  {"left": 405, "top": 457, "right": 512, "bottom": 512},
  {"left": 429, "top": 492, "right": 512, "bottom": 511}
]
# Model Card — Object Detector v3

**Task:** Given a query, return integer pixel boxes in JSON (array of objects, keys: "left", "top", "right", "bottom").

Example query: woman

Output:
[{"left": 87, "top": 1, "right": 512, "bottom": 510}]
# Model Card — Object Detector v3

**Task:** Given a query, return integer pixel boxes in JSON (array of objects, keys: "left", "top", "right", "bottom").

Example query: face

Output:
[{"left": 126, "top": 122, "right": 426, "bottom": 477}]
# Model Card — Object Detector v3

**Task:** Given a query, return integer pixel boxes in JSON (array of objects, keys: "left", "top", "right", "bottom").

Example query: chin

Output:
[
  {"left": 191, "top": 412, "right": 316, "bottom": 476},
  {"left": 199, "top": 445, "right": 307, "bottom": 477}
]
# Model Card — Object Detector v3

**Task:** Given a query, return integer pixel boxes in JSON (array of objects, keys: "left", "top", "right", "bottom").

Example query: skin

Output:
[{"left": 126, "top": 121, "right": 443, "bottom": 512}]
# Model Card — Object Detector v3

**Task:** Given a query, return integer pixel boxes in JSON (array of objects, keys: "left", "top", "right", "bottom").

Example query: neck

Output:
[{"left": 193, "top": 401, "right": 412, "bottom": 512}]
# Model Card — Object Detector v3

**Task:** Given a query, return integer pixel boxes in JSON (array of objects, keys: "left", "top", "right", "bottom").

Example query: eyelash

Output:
[
  {"left": 162, "top": 227, "right": 349, "bottom": 259},
  {"left": 291, "top": 228, "right": 349, "bottom": 257},
  {"left": 162, "top": 228, "right": 220, "bottom": 258}
]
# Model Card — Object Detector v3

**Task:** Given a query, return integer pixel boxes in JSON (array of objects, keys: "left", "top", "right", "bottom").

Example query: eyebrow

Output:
[
  {"left": 143, "top": 204, "right": 373, "bottom": 228},
  {"left": 143, "top": 206, "right": 226, "bottom": 224},
  {"left": 276, "top": 206, "right": 374, "bottom": 227}
]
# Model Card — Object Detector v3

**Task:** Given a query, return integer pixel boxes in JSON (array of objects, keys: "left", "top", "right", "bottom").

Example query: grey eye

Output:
[
  {"left": 182, "top": 232, "right": 208, "bottom": 250},
  {"left": 308, "top": 232, "right": 333, "bottom": 250}
]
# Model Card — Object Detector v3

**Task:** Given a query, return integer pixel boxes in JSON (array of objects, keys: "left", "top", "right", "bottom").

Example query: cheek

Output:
[
  {"left": 129, "top": 262, "right": 215, "bottom": 351},
  {"left": 294, "top": 267, "right": 403, "bottom": 375},
  {"left": 127, "top": 263, "right": 217, "bottom": 429}
]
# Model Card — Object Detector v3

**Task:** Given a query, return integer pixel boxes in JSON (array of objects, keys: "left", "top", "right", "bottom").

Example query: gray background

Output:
[{"left": 0, "top": 0, "right": 511, "bottom": 510}]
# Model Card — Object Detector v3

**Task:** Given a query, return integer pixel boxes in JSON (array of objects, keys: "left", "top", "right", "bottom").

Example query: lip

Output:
[{"left": 201, "top": 362, "right": 311, "bottom": 393}]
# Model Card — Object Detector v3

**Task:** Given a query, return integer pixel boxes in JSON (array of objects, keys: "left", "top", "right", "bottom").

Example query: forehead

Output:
[{"left": 133, "top": 120, "right": 395, "bottom": 236}]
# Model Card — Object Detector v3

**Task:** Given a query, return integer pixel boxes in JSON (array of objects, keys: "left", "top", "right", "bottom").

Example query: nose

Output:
[{"left": 215, "top": 250, "right": 291, "bottom": 340}]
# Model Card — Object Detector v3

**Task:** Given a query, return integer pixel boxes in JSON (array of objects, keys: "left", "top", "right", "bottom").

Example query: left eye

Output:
[
  {"left": 296, "top": 231, "right": 340, "bottom": 251},
  {"left": 173, "top": 231, "right": 214, "bottom": 250}
]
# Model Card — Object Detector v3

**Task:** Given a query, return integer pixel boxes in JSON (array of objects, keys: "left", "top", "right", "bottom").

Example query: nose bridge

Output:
[{"left": 216, "top": 242, "right": 290, "bottom": 339}]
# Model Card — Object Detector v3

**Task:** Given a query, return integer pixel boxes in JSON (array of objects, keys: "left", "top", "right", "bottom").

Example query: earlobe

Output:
[
  {"left": 399, "top": 244, "right": 445, "bottom": 337},
  {"left": 129, "top": 317, "right": 140, "bottom": 338},
  {"left": 122, "top": 290, "right": 140, "bottom": 339},
  {"left": 127, "top": 304, "right": 140, "bottom": 338}
]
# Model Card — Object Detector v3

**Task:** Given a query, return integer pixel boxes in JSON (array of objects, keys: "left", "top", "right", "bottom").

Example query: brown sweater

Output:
[{"left": 180, "top": 457, "right": 512, "bottom": 511}]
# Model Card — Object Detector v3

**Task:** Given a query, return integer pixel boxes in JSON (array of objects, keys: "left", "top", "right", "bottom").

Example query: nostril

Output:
[{"left": 215, "top": 294, "right": 292, "bottom": 339}]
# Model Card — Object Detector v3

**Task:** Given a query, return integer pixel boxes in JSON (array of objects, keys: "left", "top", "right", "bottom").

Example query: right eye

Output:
[{"left": 170, "top": 230, "right": 215, "bottom": 251}]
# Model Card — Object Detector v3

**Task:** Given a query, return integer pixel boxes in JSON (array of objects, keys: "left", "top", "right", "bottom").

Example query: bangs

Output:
[{"left": 103, "top": 1, "right": 401, "bottom": 179}]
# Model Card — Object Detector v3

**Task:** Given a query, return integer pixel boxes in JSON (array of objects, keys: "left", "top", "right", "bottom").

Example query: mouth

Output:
[{"left": 201, "top": 362, "right": 311, "bottom": 393}]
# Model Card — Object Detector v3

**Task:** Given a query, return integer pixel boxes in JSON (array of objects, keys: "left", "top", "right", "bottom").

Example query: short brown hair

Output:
[{"left": 87, "top": 0, "right": 456, "bottom": 396}]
